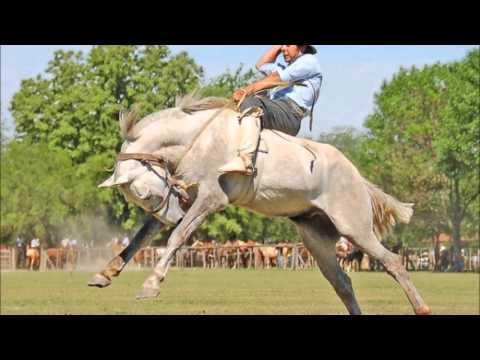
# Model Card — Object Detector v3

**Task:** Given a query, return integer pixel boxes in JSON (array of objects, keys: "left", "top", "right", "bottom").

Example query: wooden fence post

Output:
[
  {"left": 467, "top": 248, "right": 471, "bottom": 271},
  {"left": 40, "top": 249, "right": 47, "bottom": 272},
  {"left": 291, "top": 246, "right": 297, "bottom": 270},
  {"left": 77, "top": 249, "right": 82, "bottom": 270},
  {"left": 11, "top": 248, "right": 16, "bottom": 271}
]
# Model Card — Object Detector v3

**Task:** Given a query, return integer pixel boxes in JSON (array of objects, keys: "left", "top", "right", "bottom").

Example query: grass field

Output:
[{"left": 1, "top": 269, "right": 478, "bottom": 315}]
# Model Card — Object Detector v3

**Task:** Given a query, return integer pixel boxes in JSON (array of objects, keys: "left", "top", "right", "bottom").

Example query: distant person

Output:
[
  {"left": 61, "top": 238, "right": 70, "bottom": 248},
  {"left": 30, "top": 237, "right": 40, "bottom": 249},
  {"left": 15, "top": 236, "right": 26, "bottom": 269},
  {"left": 16, "top": 236, "right": 24, "bottom": 247},
  {"left": 450, "top": 251, "right": 465, "bottom": 272},
  {"left": 122, "top": 235, "right": 130, "bottom": 247},
  {"left": 439, "top": 247, "right": 450, "bottom": 272}
]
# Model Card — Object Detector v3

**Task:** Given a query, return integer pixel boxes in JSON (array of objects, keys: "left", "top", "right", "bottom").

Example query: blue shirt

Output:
[{"left": 258, "top": 54, "right": 323, "bottom": 111}]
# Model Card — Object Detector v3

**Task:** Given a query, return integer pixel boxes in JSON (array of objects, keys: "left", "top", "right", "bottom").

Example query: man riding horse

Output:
[
  {"left": 218, "top": 45, "right": 323, "bottom": 175},
  {"left": 91, "top": 45, "right": 431, "bottom": 314}
]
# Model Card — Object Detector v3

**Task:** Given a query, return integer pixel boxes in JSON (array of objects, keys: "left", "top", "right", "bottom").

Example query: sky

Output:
[{"left": 1, "top": 45, "right": 478, "bottom": 139}]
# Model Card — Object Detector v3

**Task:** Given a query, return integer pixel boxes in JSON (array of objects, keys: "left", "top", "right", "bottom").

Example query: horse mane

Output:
[
  {"left": 119, "top": 93, "right": 235, "bottom": 142},
  {"left": 178, "top": 95, "right": 235, "bottom": 114},
  {"left": 119, "top": 105, "right": 141, "bottom": 142}
]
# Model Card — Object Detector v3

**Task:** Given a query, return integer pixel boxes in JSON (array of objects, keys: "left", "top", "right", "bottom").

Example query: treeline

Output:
[{"left": 1, "top": 46, "right": 478, "bottom": 252}]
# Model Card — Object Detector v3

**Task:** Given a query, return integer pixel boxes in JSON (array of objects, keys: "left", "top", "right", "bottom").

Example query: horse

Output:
[
  {"left": 296, "top": 245, "right": 313, "bottom": 269},
  {"left": 46, "top": 248, "right": 67, "bottom": 269},
  {"left": 108, "top": 239, "right": 125, "bottom": 257},
  {"left": 45, "top": 246, "right": 79, "bottom": 270},
  {"left": 65, "top": 245, "right": 79, "bottom": 271},
  {"left": 217, "top": 240, "right": 248, "bottom": 268},
  {"left": 26, "top": 247, "right": 40, "bottom": 271},
  {"left": 342, "top": 248, "right": 365, "bottom": 273},
  {"left": 243, "top": 240, "right": 261, "bottom": 268},
  {"left": 277, "top": 243, "right": 292, "bottom": 269},
  {"left": 89, "top": 96, "right": 430, "bottom": 315},
  {"left": 277, "top": 243, "right": 311, "bottom": 269},
  {"left": 133, "top": 248, "right": 151, "bottom": 268},
  {"left": 191, "top": 240, "right": 217, "bottom": 268},
  {"left": 258, "top": 246, "right": 279, "bottom": 268}
]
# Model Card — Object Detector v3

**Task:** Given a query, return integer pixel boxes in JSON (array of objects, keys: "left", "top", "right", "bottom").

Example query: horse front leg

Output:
[
  {"left": 88, "top": 215, "right": 159, "bottom": 288},
  {"left": 136, "top": 195, "right": 221, "bottom": 299}
]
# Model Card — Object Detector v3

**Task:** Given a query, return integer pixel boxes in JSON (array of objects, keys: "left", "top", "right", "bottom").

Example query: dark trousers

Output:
[{"left": 239, "top": 95, "right": 304, "bottom": 136}]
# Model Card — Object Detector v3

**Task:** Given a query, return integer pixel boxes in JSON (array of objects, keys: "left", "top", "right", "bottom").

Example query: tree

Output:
[
  {"left": 433, "top": 49, "right": 480, "bottom": 252},
  {"left": 9, "top": 46, "right": 203, "bottom": 232},
  {"left": 199, "top": 64, "right": 259, "bottom": 98},
  {"left": 363, "top": 48, "right": 479, "bottom": 253},
  {"left": 0, "top": 141, "right": 99, "bottom": 245},
  {"left": 317, "top": 126, "right": 368, "bottom": 166}
]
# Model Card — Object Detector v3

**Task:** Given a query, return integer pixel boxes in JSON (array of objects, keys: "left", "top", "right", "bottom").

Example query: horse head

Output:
[
  {"left": 97, "top": 106, "right": 195, "bottom": 227},
  {"left": 99, "top": 156, "right": 186, "bottom": 227}
]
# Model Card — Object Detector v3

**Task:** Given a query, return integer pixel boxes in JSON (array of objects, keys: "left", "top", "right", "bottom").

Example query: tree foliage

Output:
[
  {"left": 8, "top": 46, "right": 203, "bottom": 237},
  {"left": 0, "top": 141, "right": 98, "bottom": 245},
  {"left": 363, "top": 48, "right": 479, "bottom": 250},
  {"left": 4, "top": 46, "right": 477, "bottom": 250}
]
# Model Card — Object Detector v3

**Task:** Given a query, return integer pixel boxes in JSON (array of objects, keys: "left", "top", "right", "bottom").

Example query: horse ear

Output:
[
  {"left": 98, "top": 174, "right": 130, "bottom": 188},
  {"left": 98, "top": 175, "right": 115, "bottom": 187},
  {"left": 98, "top": 175, "right": 117, "bottom": 188}
]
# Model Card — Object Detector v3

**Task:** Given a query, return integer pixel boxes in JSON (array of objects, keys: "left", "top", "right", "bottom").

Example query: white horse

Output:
[{"left": 89, "top": 97, "right": 431, "bottom": 315}]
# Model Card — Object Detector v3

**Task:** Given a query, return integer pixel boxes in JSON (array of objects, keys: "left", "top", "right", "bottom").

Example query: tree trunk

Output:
[
  {"left": 450, "top": 178, "right": 462, "bottom": 257},
  {"left": 433, "top": 234, "right": 440, "bottom": 272}
]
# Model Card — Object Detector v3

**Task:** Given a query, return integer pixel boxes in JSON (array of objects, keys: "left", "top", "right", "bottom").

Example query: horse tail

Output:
[{"left": 363, "top": 180, "right": 414, "bottom": 241}]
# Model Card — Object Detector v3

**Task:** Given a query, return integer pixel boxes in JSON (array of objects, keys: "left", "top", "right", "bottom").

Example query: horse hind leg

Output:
[
  {"left": 290, "top": 213, "right": 362, "bottom": 315},
  {"left": 347, "top": 232, "right": 431, "bottom": 315}
]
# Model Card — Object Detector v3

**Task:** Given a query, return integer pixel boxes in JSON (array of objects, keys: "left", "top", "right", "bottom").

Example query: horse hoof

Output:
[
  {"left": 136, "top": 287, "right": 160, "bottom": 300},
  {"left": 415, "top": 305, "right": 432, "bottom": 315},
  {"left": 87, "top": 273, "right": 111, "bottom": 288}
]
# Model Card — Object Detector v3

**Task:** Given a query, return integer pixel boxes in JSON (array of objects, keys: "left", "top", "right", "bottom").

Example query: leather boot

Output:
[{"left": 218, "top": 110, "right": 261, "bottom": 175}]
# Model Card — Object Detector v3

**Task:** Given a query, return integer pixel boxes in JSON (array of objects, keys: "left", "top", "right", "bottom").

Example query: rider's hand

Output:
[
  {"left": 232, "top": 88, "right": 248, "bottom": 103},
  {"left": 272, "top": 45, "right": 283, "bottom": 53}
]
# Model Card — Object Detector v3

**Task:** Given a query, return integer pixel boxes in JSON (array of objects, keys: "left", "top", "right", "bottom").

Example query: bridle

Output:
[{"left": 116, "top": 153, "right": 192, "bottom": 214}]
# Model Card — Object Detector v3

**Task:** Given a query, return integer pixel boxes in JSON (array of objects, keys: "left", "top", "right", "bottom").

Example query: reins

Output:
[{"left": 114, "top": 80, "right": 313, "bottom": 214}]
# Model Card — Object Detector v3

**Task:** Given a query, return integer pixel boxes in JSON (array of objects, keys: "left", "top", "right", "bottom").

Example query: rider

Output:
[
  {"left": 218, "top": 45, "right": 323, "bottom": 175},
  {"left": 122, "top": 234, "right": 130, "bottom": 247},
  {"left": 30, "top": 237, "right": 40, "bottom": 249}
]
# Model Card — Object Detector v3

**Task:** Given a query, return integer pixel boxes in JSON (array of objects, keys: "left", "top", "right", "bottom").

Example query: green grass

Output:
[{"left": 1, "top": 269, "right": 478, "bottom": 315}]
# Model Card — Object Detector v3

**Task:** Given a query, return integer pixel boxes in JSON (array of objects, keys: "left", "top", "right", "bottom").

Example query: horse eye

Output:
[{"left": 140, "top": 189, "right": 152, "bottom": 200}]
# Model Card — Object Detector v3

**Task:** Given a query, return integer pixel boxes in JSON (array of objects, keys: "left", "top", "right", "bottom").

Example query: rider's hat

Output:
[{"left": 304, "top": 45, "right": 317, "bottom": 54}]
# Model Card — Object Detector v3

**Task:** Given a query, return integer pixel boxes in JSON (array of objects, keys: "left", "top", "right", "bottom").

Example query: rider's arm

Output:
[
  {"left": 245, "top": 72, "right": 282, "bottom": 94},
  {"left": 233, "top": 72, "right": 282, "bottom": 101},
  {"left": 255, "top": 45, "right": 282, "bottom": 70}
]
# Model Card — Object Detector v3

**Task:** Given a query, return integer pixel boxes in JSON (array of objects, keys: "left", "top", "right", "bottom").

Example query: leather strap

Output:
[{"left": 117, "top": 153, "right": 167, "bottom": 166}]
